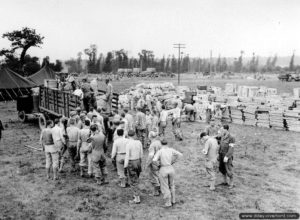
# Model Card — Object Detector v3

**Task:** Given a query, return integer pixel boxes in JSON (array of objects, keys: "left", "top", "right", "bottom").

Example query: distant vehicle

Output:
[
  {"left": 278, "top": 73, "right": 300, "bottom": 82},
  {"left": 146, "top": 68, "right": 156, "bottom": 73}
]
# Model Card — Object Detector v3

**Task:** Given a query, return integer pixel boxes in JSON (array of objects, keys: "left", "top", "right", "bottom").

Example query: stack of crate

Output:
[
  {"left": 243, "top": 106, "right": 257, "bottom": 126},
  {"left": 230, "top": 107, "right": 244, "bottom": 124}
]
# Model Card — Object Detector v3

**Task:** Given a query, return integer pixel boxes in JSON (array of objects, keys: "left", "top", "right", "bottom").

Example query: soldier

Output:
[
  {"left": 135, "top": 107, "right": 146, "bottom": 149},
  {"left": 199, "top": 132, "right": 219, "bottom": 191},
  {"left": 77, "top": 113, "right": 86, "bottom": 129},
  {"left": 124, "top": 109, "right": 134, "bottom": 131},
  {"left": 146, "top": 131, "right": 162, "bottom": 196},
  {"left": 78, "top": 119, "right": 92, "bottom": 177},
  {"left": 40, "top": 120, "right": 59, "bottom": 180},
  {"left": 120, "top": 112, "right": 129, "bottom": 136},
  {"left": 111, "top": 129, "right": 129, "bottom": 187},
  {"left": 153, "top": 139, "right": 182, "bottom": 207},
  {"left": 159, "top": 105, "right": 169, "bottom": 137},
  {"left": 145, "top": 91, "right": 153, "bottom": 112},
  {"left": 76, "top": 106, "right": 82, "bottom": 117},
  {"left": 183, "top": 103, "right": 196, "bottom": 121},
  {"left": 124, "top": 130, "right": 143, "bottom": 204},
  {"left": 105, "top": 79, "right": 113, "bottom": 114},
  {"left": 89, "top": 124, "right": 108, "bottom": 185},
  {"left": 204, "top": 119, "right": 220, "bottom": 137},
  {"left": 51, "top": 118, "right": 66, "bottom": 174},
  {"left": 81, "top": 77, "right": 93, "bottom": 112},
  {"left": 218, "top": 125, "right": 235, "bottom": 188},
  {"left": 205, "top": 100, "right": 214, "bottom": 124},
  {"left": 66, "top": 118, "right": 80, "bottom": 172},
  {"left": 171, "top": 103, "right": 182, "bottom": 140},
  {"left": 214, "top": 104, "right": 223, "bottom": 126},
  {"left": 145, "top": 109, "right": 153, "bottom": 147}
]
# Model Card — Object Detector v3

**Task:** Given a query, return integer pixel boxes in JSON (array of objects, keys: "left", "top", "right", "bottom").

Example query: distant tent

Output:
[
  {"left": 0, "top": 68, "right": 36, "bottom": 102},
  {"left": 27, "top": 65, "right": 56, "bottom": 86}
]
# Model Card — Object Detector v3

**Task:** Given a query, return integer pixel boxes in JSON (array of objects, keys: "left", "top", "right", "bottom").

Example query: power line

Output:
[{"left": 173, "top": 43, "right": 186, "bottom": 85}]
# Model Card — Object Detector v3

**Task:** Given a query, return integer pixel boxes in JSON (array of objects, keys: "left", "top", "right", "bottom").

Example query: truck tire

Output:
[
  {"left": 18, "top": 111, "right": 27, "bottom": 123},
  {"left": 38, "top": 114, "right": 46, "bottom": 130}
]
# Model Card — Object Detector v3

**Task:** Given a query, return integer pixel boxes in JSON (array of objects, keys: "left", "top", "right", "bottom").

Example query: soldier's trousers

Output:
[{"left": 159, "top": 165, "right": 176, "bottom": 204}]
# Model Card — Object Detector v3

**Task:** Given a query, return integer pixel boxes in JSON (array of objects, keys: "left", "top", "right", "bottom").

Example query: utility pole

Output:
[{"left": 173, "top": 43, "right": 186, "bottom": 85}]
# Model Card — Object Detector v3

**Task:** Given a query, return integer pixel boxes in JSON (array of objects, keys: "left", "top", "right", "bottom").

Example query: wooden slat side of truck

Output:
[{"left": 17, "top": 86, "right": 119, "bottom": 129}]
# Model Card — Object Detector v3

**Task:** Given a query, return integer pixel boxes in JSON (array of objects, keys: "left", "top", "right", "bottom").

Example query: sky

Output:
[{"left": 0, "top": 0, "right": 299, "bottom": 61}]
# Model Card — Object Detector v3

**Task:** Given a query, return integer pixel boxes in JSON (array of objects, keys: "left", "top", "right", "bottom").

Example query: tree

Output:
[
  {"left": 84, "top": 44, "right": 98, "bottom": 73},
  {"left": 289, "top": 52, "right": 295, "bottom": 71},
  {"left": 249, "top": 53, "right": 258, "bottom": 73},
  {"left": 103, "top": 52, "right": 113, "bottom": 73},
  {"left": 96, "top": 53, "right": 103, "bottom": 73},
  {"left": 0, "top": 27, "right": 44, "bottom": 72},
  {"left": 165, "top": 55, "right": 171, "bottom": 73},
  {"left": 171, "top": 55, "right": 177, "bottom": 73},
  {"left": 115, "top": 49, "right": 129, "bottom": 69},
  {"left": 77, "top": 52, "right": 83, "bottom": 73},
  {"left": 271, "top": 54, "right": 277, "bottom": 68},
  {"left": 160, "top": 56, "right": 165, "bottom": 72},
  {"left": 23, "top": 55, "right": 41, "bottom": 76},
  {"left": 42, "top": 56, "right": 50, "bottom": 67},
  {"left": 221, "top": 58, "right": 228, "bottom": 72},
  {"left": 233, "top": 50, "right": 244, "bottom": 72},
  {"left": 49, "top": 60, "right": 63, "bottom": 72},
  {"left": 181, "top": 55, "right": 190, "bottom": 73},
  {"left": 138, "top": 50, "right": 153, "bottom": 71},
  {"left": 65, "top": 59, "right": 77, "bottom": 73},
  {"left": 41, "top": 56, "right": 63, "bottom": 72},
  {"left": 216, "top": 55, "right": 221, "bottom": 72}
]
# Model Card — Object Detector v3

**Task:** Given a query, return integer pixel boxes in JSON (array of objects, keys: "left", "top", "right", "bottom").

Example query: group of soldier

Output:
[
  {"left": 39, "top": 96, "right": 185, "bottom": 208},
  {"left": 39, "top": 79, "right": 235, "bottom": 208}
]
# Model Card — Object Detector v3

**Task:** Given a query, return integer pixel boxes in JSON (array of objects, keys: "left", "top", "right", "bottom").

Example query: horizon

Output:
[{"left": 0, "top": 0, "right": 299, "bottom": 62}]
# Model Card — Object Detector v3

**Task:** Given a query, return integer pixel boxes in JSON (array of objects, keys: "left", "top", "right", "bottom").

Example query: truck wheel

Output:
[
  {"left": 18, "top": 111, "right": 27, "bottom": 123},
  {"left": 38, "top": 114, "right": 47, "bottom": 130}
]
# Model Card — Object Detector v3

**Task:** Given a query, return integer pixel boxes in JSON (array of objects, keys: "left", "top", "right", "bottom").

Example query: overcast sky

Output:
[{"left": 0, "top": 0, "right": 299, "bottom": 61}]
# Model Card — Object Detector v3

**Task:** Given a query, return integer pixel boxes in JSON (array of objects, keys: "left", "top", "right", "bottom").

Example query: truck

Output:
[
  {"left": 17, "top": 86, "right": 119, "bottom": 130},
  {"left": 278, "top": 73, "right": 300, "bottom": 82}
]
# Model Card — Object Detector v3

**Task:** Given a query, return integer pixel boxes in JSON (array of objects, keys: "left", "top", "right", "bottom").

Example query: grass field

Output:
[{"left": 0, "top": 76, "right": 299, "bottom": 220}]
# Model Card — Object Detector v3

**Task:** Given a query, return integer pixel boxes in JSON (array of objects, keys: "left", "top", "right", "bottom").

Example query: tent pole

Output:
[
  {"left": 10, "top": 88, "right": 18, "bottom": 99},
  {"left": 18, "top": 88, "right": 24, "bottom": 96},
  {"left": 5, "top": 89, "right": 14, "bottom": 101},
  {"left": 0, "top": 91, "right": 5, "bottom": 101}
]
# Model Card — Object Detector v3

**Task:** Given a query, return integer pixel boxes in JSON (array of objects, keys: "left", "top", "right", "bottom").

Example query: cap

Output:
[
  {"left": 128, "top": 130, "right": 135, "bottom": 137},
  {"left": 90, "top": 124, "right": 98, "bottom": 132},
  {"left": 76, "top": 107, "right": 81, "bottom": 111},
  {"left": 149, "top": 131, "right": 158, "bottom": 139},
  {"left": 68, "top": 76, "right": 75, "bottom": 83},
  {"left": 161, "top": 139, "right": 168, "bottom": 145},
  {"left": 70, "top": 111, "right": 77, "bottom": 117}
]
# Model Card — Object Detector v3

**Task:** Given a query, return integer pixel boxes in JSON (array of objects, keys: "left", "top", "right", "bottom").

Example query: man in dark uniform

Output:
[
  {"left": 218, "top": 124, "right": 235, "bottom": 188},
  {"left": 81, "top": 77, "right": 93, "bottom": 112}
]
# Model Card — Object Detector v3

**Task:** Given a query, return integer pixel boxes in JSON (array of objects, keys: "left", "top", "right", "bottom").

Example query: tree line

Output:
[{"left": 0, "top": 27, "right": 298, "bottom": 76}]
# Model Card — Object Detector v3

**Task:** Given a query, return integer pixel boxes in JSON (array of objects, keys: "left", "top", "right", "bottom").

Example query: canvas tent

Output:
[
  {"left": 0, "top": 68, "right": 36, "bottom": 101},
  {"left": 27, "top": 65, "right": 56, "bottom": 86}
]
